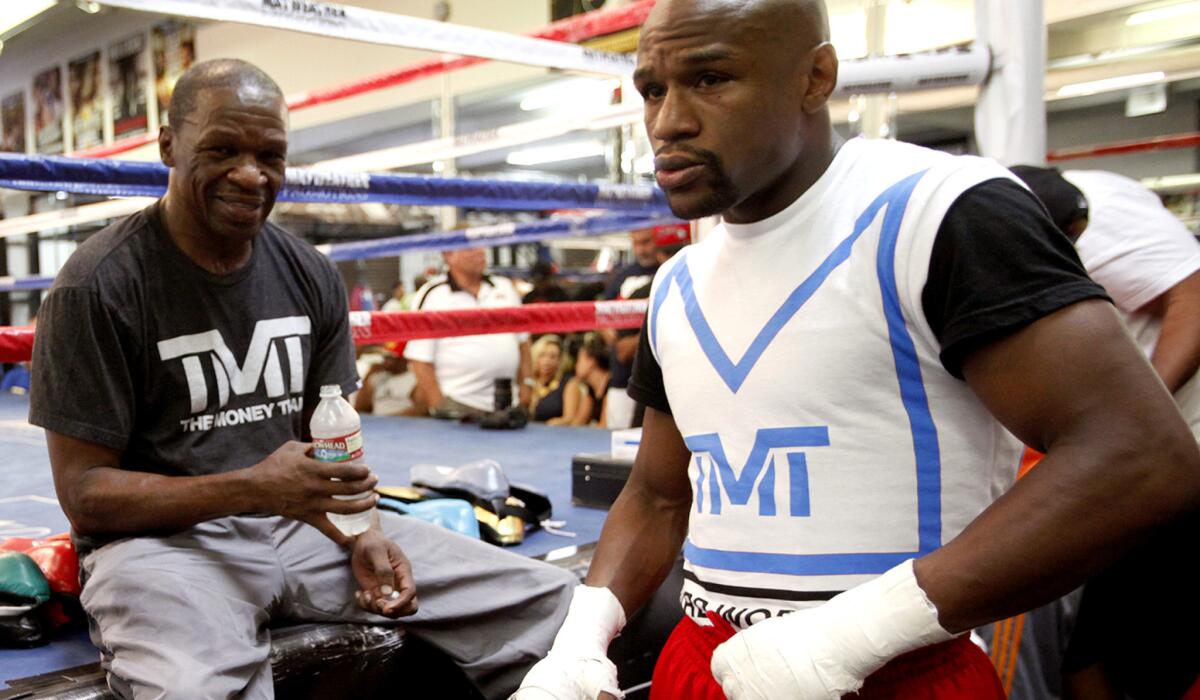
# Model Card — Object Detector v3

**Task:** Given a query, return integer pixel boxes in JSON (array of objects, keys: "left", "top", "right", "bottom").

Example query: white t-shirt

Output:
[
  {"left": 1065, "top": 169, "right": 1200, "bottom": 436},
  {"left": 404, "top": 274, "right": 526, "bottom": 412},
  {"left": 370, "top": 370, "right": 416, "bottom": 416},
  {"left": 645, "top": 137, "right": 1026, "bottom": 625}
]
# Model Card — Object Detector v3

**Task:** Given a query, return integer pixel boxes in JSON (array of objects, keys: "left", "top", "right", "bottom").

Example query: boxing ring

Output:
[{"left": 0, "top": 0, "right": 1046, "bottom": 696}]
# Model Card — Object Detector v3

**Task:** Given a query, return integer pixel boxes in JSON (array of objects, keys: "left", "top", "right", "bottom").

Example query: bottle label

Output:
[{"left": 313, "top": 430, "right": 364, "bottom": 462}]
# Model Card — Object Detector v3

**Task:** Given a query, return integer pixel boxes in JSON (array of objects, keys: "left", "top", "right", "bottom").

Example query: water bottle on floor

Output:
[{"left": 311, "top": 384, "right": 374, "bottom": 536}]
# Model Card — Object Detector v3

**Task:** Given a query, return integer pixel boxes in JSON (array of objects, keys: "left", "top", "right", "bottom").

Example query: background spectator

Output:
[
  {"left": 354, "top": 347, "right": 420, "bottom": 416},
  {"left": 602, "top": 227, "right": 659, "bottom": 301},
  {"left": 548, "top": 333, "right": 610, "bottom": 427},
  {"left": 615, "top": 224, "right": 691, "bottom": 428},
  {"left": 528, "top": 334, "right": 571, "bottom": 422},
  {"left": 405, "top": 248, "right": 532, "bottom": 415},
  {"left": 523, "top": 260, "right": 569, "bottom": 304},
  {"left": 605, "top": 224, "right": 691, "bottom": 428},
  {"left": 381, "top": 281, "right": 406, "bottom": 312}
]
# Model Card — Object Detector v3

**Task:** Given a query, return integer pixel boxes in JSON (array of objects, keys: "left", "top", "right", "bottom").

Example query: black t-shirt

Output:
[
  {"left": 532, "top": 372, "right": 572, "bottom": 422},
  {"left": 523, "top": 285, "right": 569, "bottom": 304},
  {"left": 602, "top": 261, "right": 658, "bottom": 301},
  {"left": 30, "top": 203, "right": 359, "bottom": 479},
  {"left": 628, "top": 178, "right": 1109, "bottom": 414}
]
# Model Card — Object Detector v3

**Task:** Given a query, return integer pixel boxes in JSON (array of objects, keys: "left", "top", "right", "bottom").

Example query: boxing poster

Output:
[
  {"left": 109, "top": 32, "right": 148, "bottom": 139},
  {"left": 1, "top": 92, "right": 26, "bottom": 153},
  {"left": 32, "top": 65, "right": 64, "bottom": 154},
  {"left": 152, "top": 20, "right": 195, "bottom": 126},
  {"left": 69, "top": 51, "right": 104, "bottom": 150}
]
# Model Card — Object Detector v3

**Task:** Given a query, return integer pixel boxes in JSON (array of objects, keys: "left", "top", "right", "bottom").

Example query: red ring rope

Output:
[{"left": 0, "top": 300, "right": 647, "bottom": 363}]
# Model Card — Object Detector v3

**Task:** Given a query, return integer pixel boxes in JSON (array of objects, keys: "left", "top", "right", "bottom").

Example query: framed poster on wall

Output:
[
  {"left": 1, "top": 92, "right": 26, "bottom": 153},
  {"left": 109, "top": 32, "right": 148, "bottom": 139},
  {"left": 32, "top": 65, "right": 64, "bottom": 154},
  {"left": 69, "top": 51, "right": 104, "bottom": 150},
  {"left": 152, "top": 20, "right": 195, "bottom": 126}
]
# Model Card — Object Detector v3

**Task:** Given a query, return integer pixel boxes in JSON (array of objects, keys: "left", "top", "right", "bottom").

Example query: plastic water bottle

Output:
[{"left": 311, "top": 384, "right": 374, "bottom": 537}]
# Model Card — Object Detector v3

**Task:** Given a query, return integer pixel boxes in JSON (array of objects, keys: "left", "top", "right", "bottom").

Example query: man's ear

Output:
[
  {"left": 803, "top": 42, "right": 839, "bottom": 113},
  {"left": 159, "top": 125, "right": 175, "bottom": 167}
]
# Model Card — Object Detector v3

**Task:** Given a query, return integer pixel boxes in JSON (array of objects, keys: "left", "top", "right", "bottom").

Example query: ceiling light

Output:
[
  {"left": 520, "top": 79, "right": 620, "bottom": 112},
  {"left": 75, "top": 0, "right": 101, "bottom": 13},
  {"left": 0, "top": 0, "right": 57, "bottom": 36},
  {"left": 506, "top": 141, "right": 607, "bottom": 166},
  {"left": 1057, "top": 71, "right": 1165, "bottom": 98},
  {"left": 1126, "top": 2, "right": 1200, "bottom": 26}
]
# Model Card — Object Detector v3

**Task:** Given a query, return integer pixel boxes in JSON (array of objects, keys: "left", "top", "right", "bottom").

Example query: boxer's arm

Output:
[
  {"left": 513, "top": 406, "right": 691, "bottom": 699},
  {"left": 47, "top": 430, "right": 377, "bottom": 544},
  {"left": 1147, "top": 270, "right": 1200, "bottom": 393},
  {"left": 585, "top": 405, "right": 693, "bottom": 617},
  {"left": 916, "top": 299, "right": 1200, "bottom": 632}
]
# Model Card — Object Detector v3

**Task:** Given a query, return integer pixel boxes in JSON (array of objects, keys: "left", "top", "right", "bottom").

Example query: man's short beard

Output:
[
  {"left": 661, "top": 147, "right": 740, "bottom": 220},
  {"left": 669, "top": 177, "right": 739, "bottom": 220}
]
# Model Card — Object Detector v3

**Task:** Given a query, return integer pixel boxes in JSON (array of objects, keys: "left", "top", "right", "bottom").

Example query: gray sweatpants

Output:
[{"left": 78, "top": 513, "right": 576, "bottom": 700}]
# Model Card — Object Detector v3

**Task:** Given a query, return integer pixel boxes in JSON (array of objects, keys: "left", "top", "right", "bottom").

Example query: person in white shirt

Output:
[
  {"left": 1000, "top": 165, "right": 1200, "bottom": 700},
  {"left": 404, "top": 247, "right": 532, "bottom": 415},
  {"left": 1013, "top": 166, "right": 1200, "bottom": 435}
]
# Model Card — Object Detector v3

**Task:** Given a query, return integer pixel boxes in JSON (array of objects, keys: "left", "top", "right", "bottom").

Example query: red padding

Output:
[
  {"left": 1047, "top": 132, "right": 1200, "bottom": 162},
  {"left": 0, "top": 301, "right": 647, "bottom": 363},
  {"left": 0, "top": 327, "right": 34, "bottom": 364}
]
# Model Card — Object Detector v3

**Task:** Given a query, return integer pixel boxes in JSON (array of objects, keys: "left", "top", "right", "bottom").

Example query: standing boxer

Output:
[{"left": 514, "top": 1, "right": 1200, "bottom": 698}]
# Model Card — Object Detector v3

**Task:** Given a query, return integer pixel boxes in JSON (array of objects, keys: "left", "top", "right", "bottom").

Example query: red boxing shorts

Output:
[{"left": 649, "top": 613, "right": 1005, "bottom": 700}]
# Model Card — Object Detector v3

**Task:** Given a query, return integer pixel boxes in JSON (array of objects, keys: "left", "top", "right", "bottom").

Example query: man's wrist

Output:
[
  {"left": 813, "top": 559, "right": 953, "bottom": 687},
  {"left": 551, "top": 585, "right": 626, "bottom": 658},
  {"left": 227, "top": 466, "right": 266, "bottom": 515},
  {"left": 711, "top": 559, "right": 953, "bottom": 698}
]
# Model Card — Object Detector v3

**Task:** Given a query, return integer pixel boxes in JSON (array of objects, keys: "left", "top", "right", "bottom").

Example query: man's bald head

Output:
[
  {"left": 168, "top": 59, "right": 285, "bottom": 130},
  {"left": 644, "top": 0, "right": 829, "bottom": 54},
  {"left": 635, "top": 0, "right": 839, "bottom": 223}
]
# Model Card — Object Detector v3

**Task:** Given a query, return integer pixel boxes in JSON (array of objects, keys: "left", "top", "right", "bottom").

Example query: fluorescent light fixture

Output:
[
  {"left": 0, "top": 0, "right": 57, "bottom": 36},
  {"left": 75, "top": 0, "right": 101, "bottom": 13},
  {"left": 520, "top": 79, "right": 620, "bottom": 112},
  {"left": 506, "top": 141, "right": 607, "bottom": 166},
  {"left": 1126, "top": 2, "right": 1200, "bottom": 26},
  {"left": 1057, "top": 71, "right": 1165, "bottom": 98}
]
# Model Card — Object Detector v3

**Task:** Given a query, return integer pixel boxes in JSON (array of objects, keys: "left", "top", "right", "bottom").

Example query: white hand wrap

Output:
[
  {"left": 710, "top": 559, "right": 954, "bottom": 700},
  {"left": 511, "top": 585, "right": 627, "bottom": 700}
]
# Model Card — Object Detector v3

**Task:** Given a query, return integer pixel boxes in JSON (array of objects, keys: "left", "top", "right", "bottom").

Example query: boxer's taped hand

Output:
[{"left": 711, "top": 559, "right": 954, "bottom": 700}]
